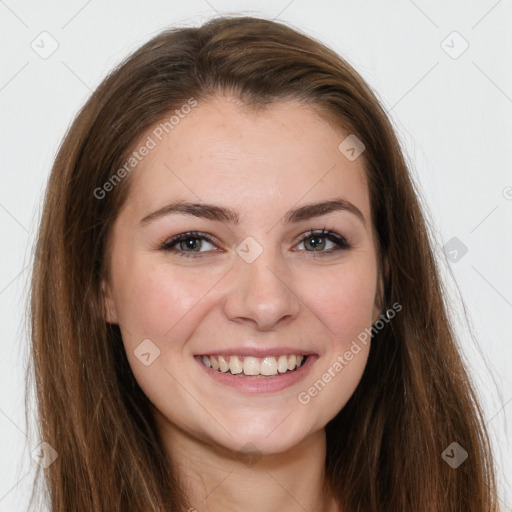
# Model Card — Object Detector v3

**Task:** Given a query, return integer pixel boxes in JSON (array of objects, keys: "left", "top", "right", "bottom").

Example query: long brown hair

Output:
[{"left": 26, "top": 15, "right": 500, "bottom": 511}]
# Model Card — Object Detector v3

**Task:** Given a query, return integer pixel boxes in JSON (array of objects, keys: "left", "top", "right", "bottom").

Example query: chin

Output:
[{"left": 205, "top": 415, "right": 315, "bottom": 457}]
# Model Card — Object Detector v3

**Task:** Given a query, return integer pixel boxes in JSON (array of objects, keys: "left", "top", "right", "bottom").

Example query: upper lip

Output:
[{"left": 196, "top": 347, "right": 317, "bottom": 357}]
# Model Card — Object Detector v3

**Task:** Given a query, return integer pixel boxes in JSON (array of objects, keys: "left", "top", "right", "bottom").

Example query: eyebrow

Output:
[{"left": 139, "top": 198, "right": 366, "bottom": 227}]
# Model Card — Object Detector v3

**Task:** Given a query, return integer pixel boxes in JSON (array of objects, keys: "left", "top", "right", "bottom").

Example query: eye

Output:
[
  {"left": 294, "top": 229, "right": 351, "bottom": 256},
  {"left": 159, "top": 228, "right": 351, "bottom": 258},
  {"left": 159, "top": 231, "right": 217, "bottom": 258}
]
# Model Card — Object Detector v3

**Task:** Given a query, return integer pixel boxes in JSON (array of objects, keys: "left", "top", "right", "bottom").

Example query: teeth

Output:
[
  {"left": 243, "top": 356, "right": 260, "bottom": 375},
  {"left": 277, "top": 355, "right": 289, "bottom": 373},
  {"left": 218, "top": 355, "right": 229, "bottom": 373},
  {"left": 200, "top": 354, "right": 307, "bottom": 376},
  {"left": 229, "top": 356, "right": 243, "bottom": 374},
  {"left": 261, "top": 356, "right": 277, "bottom": 376}
]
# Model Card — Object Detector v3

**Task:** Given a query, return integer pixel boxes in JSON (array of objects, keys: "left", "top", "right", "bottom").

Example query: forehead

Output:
[{"left": 122, "top": 96, "right": 371, "bottom": 225}]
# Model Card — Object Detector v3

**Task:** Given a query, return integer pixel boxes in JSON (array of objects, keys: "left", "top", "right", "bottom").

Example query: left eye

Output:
[
  {"left": 295, "top": 230, "right": 351, "bottom": 254},
  {"left": 159, "top": 229, "right": 351, "bottom": 258}
]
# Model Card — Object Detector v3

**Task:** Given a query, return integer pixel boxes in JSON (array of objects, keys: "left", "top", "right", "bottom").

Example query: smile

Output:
[
  {"left": 194, "top": 352, "right": 318, "bottom": 393},
  {"left": 201, "top": 354, "right": 307, "bottom": 376}
]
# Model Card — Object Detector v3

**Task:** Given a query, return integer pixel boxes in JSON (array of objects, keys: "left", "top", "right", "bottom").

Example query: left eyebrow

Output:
[{"left": 139, "top": 198, "right": 366, "bottom": 227}]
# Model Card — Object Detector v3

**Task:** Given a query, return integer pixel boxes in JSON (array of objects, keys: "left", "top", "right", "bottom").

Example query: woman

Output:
[{"left": 27, "top": 15, "right": 500, "bottom": 512}]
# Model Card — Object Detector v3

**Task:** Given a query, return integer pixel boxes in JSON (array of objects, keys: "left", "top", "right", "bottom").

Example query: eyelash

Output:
[{"left": 158, "top": 228, "right": 352, "bottom": 259}]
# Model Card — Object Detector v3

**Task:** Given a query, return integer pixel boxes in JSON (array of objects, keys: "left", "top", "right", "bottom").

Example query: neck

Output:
[{"left": 155, "top": 416, "right": 338, "bottom": 511}]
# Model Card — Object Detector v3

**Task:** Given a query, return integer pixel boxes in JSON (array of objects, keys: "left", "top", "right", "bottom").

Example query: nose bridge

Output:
[{"left": 224, "top": 236, "right": 301, "bottom": 329}]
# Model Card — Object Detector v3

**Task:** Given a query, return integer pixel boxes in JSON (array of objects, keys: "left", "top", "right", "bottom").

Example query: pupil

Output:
[
  {"left": 307, "top": 236, "right": 325, "bottom": 250},
  {"left": 183, "top": 238, "right": 199, "bottom": 251}
]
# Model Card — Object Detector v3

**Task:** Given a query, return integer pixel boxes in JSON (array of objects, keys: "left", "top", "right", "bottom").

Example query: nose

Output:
[{"left": 223, "top": 244, "right": 302, "bottom": 331}]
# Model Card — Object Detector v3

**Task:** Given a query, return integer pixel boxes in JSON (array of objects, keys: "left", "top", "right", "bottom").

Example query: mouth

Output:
[
  {"left": 193, "top": 351, "right": 318, "bottom": 393},
  {"left": 199, "top": 354, "right": 308, "bottom": 378}
]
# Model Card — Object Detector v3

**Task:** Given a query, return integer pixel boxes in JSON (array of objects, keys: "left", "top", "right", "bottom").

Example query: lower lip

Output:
[{"left": 194, "top": 355, "right": 318, "bottom": 394}]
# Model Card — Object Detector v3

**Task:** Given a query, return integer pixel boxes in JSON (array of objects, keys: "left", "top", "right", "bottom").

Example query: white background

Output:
[{"left": 0, "top": 1, "right": 511, "bottom": 510}]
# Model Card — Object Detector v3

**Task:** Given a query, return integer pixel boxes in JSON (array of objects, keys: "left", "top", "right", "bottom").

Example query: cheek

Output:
[
  {"left": 294, "top": 258, "right": 376, "bottom": 413},
  {"left": 114, "top": 260, "right": 213, "bottom": 341},
  {"left": 307, "top": 343, "right": 370, "bottom": 426},
  {"left": 303, "top": 258, "right": 378, "bottom": 343}
]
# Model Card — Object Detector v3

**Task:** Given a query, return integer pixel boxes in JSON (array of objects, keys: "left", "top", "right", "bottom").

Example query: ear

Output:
[{"left": 101, "top": 279, "right": 118, "bottom": 324}]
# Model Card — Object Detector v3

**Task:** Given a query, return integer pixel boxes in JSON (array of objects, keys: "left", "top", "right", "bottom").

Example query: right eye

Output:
[{"left": 159, "top": 231, "right": 219, "bottom": 258}]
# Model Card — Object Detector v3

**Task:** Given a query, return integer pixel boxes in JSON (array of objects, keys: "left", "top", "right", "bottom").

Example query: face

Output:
[{"left": 102, "top": 95, "right": 383, "bottom": 456}]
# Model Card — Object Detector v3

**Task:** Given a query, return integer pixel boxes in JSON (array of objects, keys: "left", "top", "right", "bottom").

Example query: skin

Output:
[{"left": 102, "top": 94, "right": 384, "bottom": 511}]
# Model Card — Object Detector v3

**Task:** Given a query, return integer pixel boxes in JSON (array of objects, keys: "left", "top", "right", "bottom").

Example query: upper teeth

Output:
[{"left": 201, "top": 354, "right": 305, "bottom": 376}]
